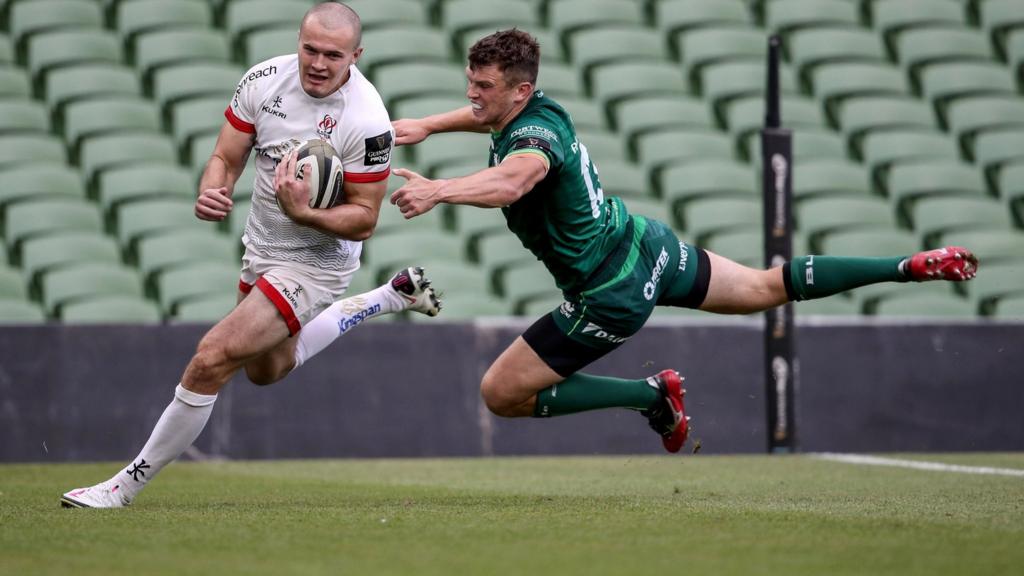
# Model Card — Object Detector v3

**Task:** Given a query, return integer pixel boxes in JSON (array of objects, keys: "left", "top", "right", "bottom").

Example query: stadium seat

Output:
[
  {"left": 622, "top": 196, "right": 672, "bottom": 226},
  {"left": 872, "top": 291, "right": 978, "bottom": 318},
  {"left": 134, "top": 28, "right": 231, "bottom": 84},
  {"left": 44, "top": 64, "right": 141, "bottom": 116},
  {"left": 0, "top": 134, "right": 66, "bottom": 170},
  {"left": 78, "top": 132, "right": 178, "bottom": 189},
  {"left": 612, "top": 95, "right": 714, "bottom": 147},
  {"left": 656, "top": 0, "right": 752, "bottom": 39},
  {"left": 836, "top": 96, "right": 938, "bottom": 148},
  {"left": 765, "top": 0, "right": 860, "bottom": 36},
  {"left": 473, "top": 232, "right": 534, "bottom": 274},
  {"left": 440, "top": 0, "right": 539, "bottom": 39},
  {"left": 447, "top": 204, "right": 508, "bottom": 248},
  {"left": 0, "top": 99, "right": 48, "bottom": 134},
  {"left": 998, "top": 162, "right": 1024, "bottom": 225},
  {"left": 811, "top": 62, "right": 910, "bottom": 119},
  {"left": 793, "top": 295, "right": 861, "bottom": 316},
  {"left": 702, "top": 229, "right": 764, "bottom": 267},
  {"left": 555, "top": 96, "right": 607, "bottom": 131},
  {"left": 425, "top": 291, "right": 509, "bottom": 320},
  {"left": 136, "top": 230, "right": 236, "bottom": 289},
  {"left": 972, "top": 129, "right": 1024, "bottom": 190},
  {"left": 40, "top": 262, "right": 144, "bottom": 314},
  {"left": 4, "top": 198, "right": 103, "bottom": 254},
  {"left": 793, "top": 159, "right": 872, "bottom": 202},
  {"left": 224, "top": 0, "right": 308, "bottom": 49},
  {"left": 115, "top": 0, "right": 212, "bottom": 53},
  {"left": 392, "top": 96, "right": 469, "bottom": 127},
  {"left": 26, "top": 29, "right": 122, "bottom": 87},
  {"left": 910, "top": 196, "right": 1013, "bottom": 246},
  {"left": 576, "top": 129, "right": 626, "bottom": 164},
  {"left": 944, "top": 96, "right": 1024, "bottom": 153},
  {"left": 723, "top": 95, "right": 825, "bottom": 140},
  {"left": 992, "top": 295, "right": 1024, "bottom": 319},
  {"left": 154, "top": 260, "right": 239, "bottom": 313},
  {"left": 0, "top": 65, "right": 28, "bottom": 100},
  {"left": 152, "top": 62, "right": 241, "bottom": 111},
  {"left": 0, "top": 298, "right": 45, "bottom": 323},
  {"left": 0, "top": 165, "right": 84, "bottom": 217},
  {"left": 61, "top": 294, "right": 163, "bottom": 324},
  {"left": 172, "top": 292, "right": 236, "bottom": 323},
  {"left": 896, "top": 27, "right": 994, "bottom": 83},
  {"left": 568, "top": 26, "right": 670, "bottom": 81},
  {"left": 979, "top": 0, "right": 1024, "bottom": 57},
  {"left": 700, "top": 61, "right": 798, "bottom": 114},
  {"left": 965, "top": 261, "right": 1024, "bottom": 314},
  {"left": 548, "top": 0, "right": 644, "bottom": 38},
  {"left": 373, "top": 62, "right": 467, "bottom": 109},
  {"left": 362, "top": 230, "right": 462, "bottom": 273},
  {"left": 677, "top": 196, "right": 760, "bottom": 244},
  {"left": 859, "top": 130, "right": 960, "bottom": 187},
  {"left": 0, "top": 265, "right": 27, "bottom": 300},
  {"left": 97, "top": 164, "right": 196, "bottom": 219},
  {"left": 226, "top": 196, "right": 251, "bottom": 242},
  {"left": 240, "top": 27, "right": 299, "bottom": 67},
  {"left": 373, "top": 195, "right": 444, "bottom": 236},
  {"left": 169, "top": 96, "right": 230, "bottom": 152},
  {"left": 918, "top": 62, "right": 1018, "bottom": 118},
  {"left": 9, "top": 0, "right": 103, "bottom": 56},
  {"left": 635, "top": 130, "right": 734, "bottom": 176},
  {"left": 886, "top": 160, "right": 988, "bottom": 218},
  {"left": 677, "top": 27, "right": 767, "bottom": 83},
  {"left": 658, "top": 159, "right": 757, "bottom": 205},
  {"left": 20, "top": 231, "right": 121, "bottom": 288},
  {"left": 871, "top": 0, "right": 967, "bottom": 51},
  {"left": 407, "top": 132, "right": 491, "bottom": 178},
  {"left": 386, "top": 260, "right": 490, "bottom": 298},
  {"left": 796, "top": 196, "right": 897, "bottom": 244},
  {"left": 62, "top": 97, "right": 161, "bottom": 152},
  {"left": 493, "top": 258, "right": 557, "bottom": 307},
  {"left": 744, "top": 128, "right": 848, "bottom": 164},
  {"left": 345, "top": 0, "right": 430, "bottom": 30},
  {"left": 593, "top": 160, "right": 649, "bottom": 199},
  {"left": 536, "top": 61, "right": 584, "bottom": 99},
  {"left": 358, "top": 27, "right": 453, "bottom": 77},
  {"left": 589, "top": 61, "right": 688, "bottom": 114},
  {"left": 788, "top": 27, "right": 887, "bottom": 87},
  {"left": 115, "top": 197, "right": 211, "bottom": 253},
  {"left": 1006, "top": 28, "right": 1024, "bottom": 80},
  {"left": 938, "top": 229, "right": 1024, "bottom": 265},
  {"left": 819, "top": 228, "right": 919, "bottom": 258},
  {"left": 0, "top": 34, "right": 12, "bottom": 65}
]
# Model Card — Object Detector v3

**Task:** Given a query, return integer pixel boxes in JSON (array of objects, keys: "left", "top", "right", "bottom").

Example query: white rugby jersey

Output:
[{"left": 225, "top": 54, "right": 393, "bottom": 271}]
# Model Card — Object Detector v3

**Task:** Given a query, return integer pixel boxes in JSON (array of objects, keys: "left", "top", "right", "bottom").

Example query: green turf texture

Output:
[{"left": 2, "top": 454, "right": 1022, "bottom": 575}]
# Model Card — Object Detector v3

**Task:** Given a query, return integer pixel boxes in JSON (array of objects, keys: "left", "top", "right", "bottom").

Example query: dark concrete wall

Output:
[{"left": 1, "top": 320, "right": 1021, "bottom": 462}]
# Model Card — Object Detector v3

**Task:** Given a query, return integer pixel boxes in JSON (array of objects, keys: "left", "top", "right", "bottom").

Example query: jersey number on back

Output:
[{"left": 578, "top": 142, "right": 604, "bottom": 218}]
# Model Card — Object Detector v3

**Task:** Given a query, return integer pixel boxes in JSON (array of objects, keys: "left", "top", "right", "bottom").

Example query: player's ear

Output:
[{"left": 515, "top": 81, "right": 534, "bottom": 101}]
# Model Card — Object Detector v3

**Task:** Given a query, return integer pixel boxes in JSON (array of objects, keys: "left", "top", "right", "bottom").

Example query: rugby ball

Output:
[{"left": 295, "top": 139, "right": 344, "bottom": 209}]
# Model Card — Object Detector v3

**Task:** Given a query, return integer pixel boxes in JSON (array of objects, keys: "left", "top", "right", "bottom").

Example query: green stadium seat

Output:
[
  {"left": 0, "top": 99, "right": 49, "bottom": 134},
  {"left": 700, "top": 61, "right": 798, "bottom": 114},
  {"left": 836, "top": 96, "right": 938, "bottom": 148},
  {"left": 635, "top": 130, "right": 734, "bottom": 176},
  {"left": 387, "top": 260, "right": 490, "bottom": 298},
  {"left": 20, "top": 231, "right": 120, "bottom": 288},
  {"left": 0, "top": 134, "right": 66, "bottom": 170},
  {"left": 910, "top": 196, "right": 1013, "bottom": 245},
  {"left": 723, "top": 95, "right": 825, "bottom": 140},
  {"left": 40, "top": 262, "right": 144, "bottom": 314},
  {"left": 188, "top": 132, "right": 219, "bottom": 172},
  {"left": 26, "top": 30, "right": 122, "bottom": 86},
  {"left": 427, "top": 291, "right": 509, "bottom": 320},
  {"left": 793, "top": 158, "right": 872, "bottom": 202},
  {"left": 859, "top": 129, "right": 960, "bottom": 188},
  {"left": 871, "top": 0, "right": 967, "bottom": 52},
  {"left": 116, "top": 0, "right": 212, "bottom": 52},
  {"left": 589, "top": 60, "right": 688, "bottom": 113},
  {"left": 793, "top": 295, "right": 861, "bottom": 316},
  {"left": 115, "top": 197, "right": 211, "bottom": 252},
  {"left": 568, "top": 26, "right": 670, "bottom": 81},
  {"left": 447, "top": 204, "right": 507, "bottom": 249},
  {"left": 678, "top": 196, "right": 760, "bottom": 244},
  {"left": 677, "top": 27, "right": 767, "bottom": 82},
  {"left": 972, "top": 129, "right": 1024, "bottom": 190},
  {"left": 998, "top": 162, "right": 1024, "bottom": 225},
  {"left": 172, "top": 292, "right": 236, "bottom": 323},
  {"left": 555, "top": 95, "right": 607, "bottom": 131},
  {"left": 4, "top": 198, "right": 103, "bottom": 254},
  {"left": 226, "top": 196, "right": 250, "bottom": 241},
  {"left": 373, "top": 62, "right": 467, "bottom": 109},
  {"left": 944, "top": 96, "right": 1024, "bottom": 153},
  {"left": 548, "top": 0, "right": 644, "bottom": 38},
  {"left": 612, "top": 95, "right": 714, "bottom": 146},
  {"left": 1006, "top": 29, "right": 1024, "bottom": 81},
  {"left": 0, "top": 265, "right": 27, "bottom": 300},
  {"left": 796, "top": 196, "right": 897, "bottom": 244},
  {"left": 656, "top": 0, "right": 752, "bottom": 38},
  {"left": 97, "top": 164, "right": 195, "bottom": 218},
  {"left": 152, "top": 62, "right": 241, "bottom": 111},
  {"left": 872, "top": 291, "right": 977, "bottom": 318},
  {"left": 345, "top": 0, "right": 430, "bottom": 30},
  {"left": 136, "top": 229, "right": 236, "bottom": 288},
  {"left": 938, "top": 229, "right": 1024, "bottom": 265},
  {"left": 63, "top": 97, "right": 161, "bottom": 152},
  {"left": 918, "top": 62, "right": 1018, "bottom": 118},
  {"left": 979, "top": 0, "right": 1024, "bottom": 57},
  {"left": 623, "top": 196, "right": 672, "bottom": 226},
  {"left": 169, "top": 96, "right": 230, "bottom": 151},
  {"left": 493, "top": 258, "right": 557, "bottom": 307},
  {"left": 416, "top": 159, "right": 487, "bottom": 182},
  {"left": 962, "top": 262, "right": 1024, "bottom": 314},
  {"left": 811, "top": 62, "right": 910, "bottom": 119},
  {"left": 658, "top": 159, "right": 756, "bottom": 204},
  {"left": 61, "top": 295, "right": 163, "bottom": 324},
  {"left": 576, "top": 129, "right": 626, "bottom": 164},
  {"left": 0, "top": 65, "right": 30, "bottom": 98},
  {"left": 0, "top": 34, "right": 12, "bottom": 65},
  {"left": 518, "top": 290, "right": 572, "bottom": 317},
  {"left": 896, "top": 27, "right": 994, "bottom": 83},
  {"left": 134, "top": 28, "right": 230, "bottom": 84},
  {"left": 78, "top": 132, "right": 177, "bottom": 188},
  {"left": 241, "top": 27, "right": 297, "bottom": 67},
  {"left": 536, "top": 61, "right": 583, "bottom": 99},
  {"left": 0, "top": 298, "right": 45, "bottom": 323},
  {"left": 886, "top": 160, "right": 988, "bottom": 218},
  {"left": 819, "top": 229, "right": 919, "bottom": 258},
  {"left": 224, "top": 0, "right": 308, "bottom": 45},
  {"left": 362, "top": 230, "right": 462, "bottom": 273},
  {"left": 788, "top": 27, "right": 887, "bottom": 87},
  {"left": 702, "top": 229, "right": 763, "bottom": 266},
  {"left": 155, "top": 260, "right": 238, "bottom": 313},
  {"left": 9, "top": 0, "right": 103, "bottom": 55},
  {"left": 744, "top": 128, "right": 848, "bottom": 164},
  {"left": 408, "top": 132, "right": 491, "bottom": 178},
  {"left": 441, "top": 0, "right": 539, "bottom": 39},
  {"left": 392, "top": 96, "right": 469, "bottom": 125},
  {"left": 594, "top": 160, "right": 648, "bottom": 198},
  {"left": 992, "top": 294, "right": 1024, "bottom": 319},
  {"left": 44, "top": 64, "right": 141, "bottom": 116},
  {"left": 765, "top": 0, "right": 860, "bottom": 36},
  {"left": 0, "top": 165, "right": 84, "bottom": 216},
  {"left": 473, "top": 232, "right": 534, "bottom": 274},
  {"left": 358, "top": 27, "right": 453, "bottom": 77},
  {"left": 368, "top": 196, "right": 444, "bottom": 237}
]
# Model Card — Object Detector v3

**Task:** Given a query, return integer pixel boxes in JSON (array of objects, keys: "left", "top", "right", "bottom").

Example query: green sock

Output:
[
  {"left": 533, "top": 372, "right": 660, "bottom": 417},
  {"left": 786, "top": 255, "right": 908, "bottom": 301}
]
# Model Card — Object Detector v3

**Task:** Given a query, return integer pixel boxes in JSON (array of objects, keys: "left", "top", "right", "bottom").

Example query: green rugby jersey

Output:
[{"left": 490, "top": 91, "right": 631, "bottom": 292}]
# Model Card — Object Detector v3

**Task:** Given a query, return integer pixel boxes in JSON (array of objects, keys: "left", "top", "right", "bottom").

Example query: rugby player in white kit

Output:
[{"left": 60, "top": 2, "right": 440, "bottom": 508}]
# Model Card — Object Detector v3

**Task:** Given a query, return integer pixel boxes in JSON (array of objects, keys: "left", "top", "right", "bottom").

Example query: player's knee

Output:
[
  {"left": 243, "top": 359, "right": 293, "bottom": 386},
  {"left": 479, "top": 373, "right": 517, "bottom": 417}
]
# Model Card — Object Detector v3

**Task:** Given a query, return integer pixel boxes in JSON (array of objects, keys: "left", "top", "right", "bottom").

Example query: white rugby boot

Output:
[
  {"left": 388, "top": 266, "right": 442, "bottom": 316},
  {"left": 61, "top": 478, "right": 132, "bottom": 509}
]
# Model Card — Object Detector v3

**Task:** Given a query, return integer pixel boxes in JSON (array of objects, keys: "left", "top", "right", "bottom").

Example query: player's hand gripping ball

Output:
[{"left": 295, "top": 139, "right": 344, "bottom": 209}]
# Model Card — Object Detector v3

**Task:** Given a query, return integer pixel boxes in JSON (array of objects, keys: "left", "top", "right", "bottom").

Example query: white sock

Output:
[
  {"left": 293, "top": 284, "right": 405, "bottom": 367},
  {"left": 112, "top": 384, "right": 217, "bottom": 501}
]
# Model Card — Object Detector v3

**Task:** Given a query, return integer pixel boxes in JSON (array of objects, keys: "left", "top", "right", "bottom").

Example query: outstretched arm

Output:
[
  {"left": 195, "top": 120, "right": 255, "bottom": 221},
  {"left": 392, "top": 106, "right": 489, "bottom": 146},
  {"left": 390, "top": 155, "right": 548, "bottom": 218}
]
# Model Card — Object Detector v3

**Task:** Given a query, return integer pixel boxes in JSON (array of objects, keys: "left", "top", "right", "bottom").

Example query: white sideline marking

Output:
[{"left": 812, "top": 453, "right": 1024, "bottom": 478}]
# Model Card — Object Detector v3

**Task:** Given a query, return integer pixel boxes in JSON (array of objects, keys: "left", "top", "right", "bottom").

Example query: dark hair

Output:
[{"left": 468, "top": 29, "right": 540, "bottom": 86}]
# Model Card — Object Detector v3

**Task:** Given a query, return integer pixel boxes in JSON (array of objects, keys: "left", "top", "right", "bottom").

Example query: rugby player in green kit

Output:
[{"left": 390, "top": 29, "right": 978, "bottom": 453}]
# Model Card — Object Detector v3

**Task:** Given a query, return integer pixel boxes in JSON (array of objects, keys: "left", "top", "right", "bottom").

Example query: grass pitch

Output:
[{"left": 2, "top": 454, "right": 1022, "bottom": 576}]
